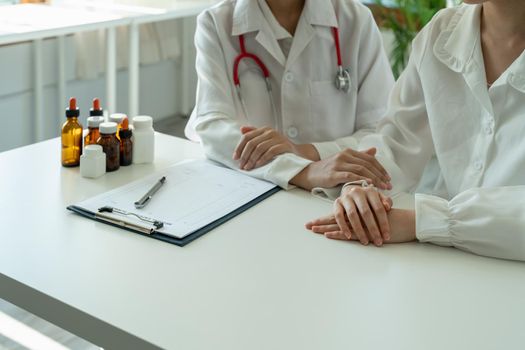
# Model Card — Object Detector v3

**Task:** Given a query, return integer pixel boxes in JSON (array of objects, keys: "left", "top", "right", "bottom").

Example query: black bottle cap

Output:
[{"left": 119, "top": 128, "right": 133, "bottom": 139}]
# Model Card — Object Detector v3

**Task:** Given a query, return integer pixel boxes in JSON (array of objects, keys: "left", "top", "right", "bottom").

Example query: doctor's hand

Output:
[
  {"left": 289, "top": 148, "right": 392, "bottom": 191},
  {"left": 233, "top": 126, "right": 320, "bottom": 170},
  {"left": 305, "top": 208, "right": 416, "bottom": 246}
]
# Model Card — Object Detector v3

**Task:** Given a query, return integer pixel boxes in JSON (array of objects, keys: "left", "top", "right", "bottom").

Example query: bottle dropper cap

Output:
[
  {"left": 119, "top": 117, "right": 133, "bottom": 138},
  {"left": 65, "top": 97, "right": 80, "bottom": 118},
  {"left": 90, "top": 98, "right": 103, "bottom": 117}
]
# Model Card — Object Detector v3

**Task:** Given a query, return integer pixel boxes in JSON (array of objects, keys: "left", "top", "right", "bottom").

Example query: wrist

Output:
[
  {"left": 387, "top": 209, "right": 416, "bottom": 243},
  {"left": 293, "top": 143, "right": 320, "bottom": 161},
  {"left": 290, "top": 163, "right": 314, "bottom": 191}
]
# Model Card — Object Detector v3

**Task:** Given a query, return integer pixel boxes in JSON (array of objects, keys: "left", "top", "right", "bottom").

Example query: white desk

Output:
[{"left": 1, "top": 134, "right": 525, "bottom": 349}]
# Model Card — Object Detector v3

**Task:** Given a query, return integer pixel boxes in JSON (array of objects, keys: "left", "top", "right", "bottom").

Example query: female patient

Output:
[
  {"left": 185, "top": 0, "right": 394, "bottom": 191},
  {"left": 307, "top": 0, "right": 525, "bottom": 261}
]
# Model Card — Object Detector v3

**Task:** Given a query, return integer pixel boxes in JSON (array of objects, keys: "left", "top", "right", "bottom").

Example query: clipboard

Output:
[{"left": 67, "top": 160, "right": 280, "bottom": 247}]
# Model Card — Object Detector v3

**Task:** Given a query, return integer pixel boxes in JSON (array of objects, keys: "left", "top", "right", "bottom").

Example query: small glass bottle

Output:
[
  {"left": 109, "top": 113, "right": 126, "bottom": 142},
  {"left": 132, "top": 115, "right": 155, "bottom": 164},
  {"left": 119, "top": 117, "right": 133, "bottom": 166},
  {"left": 84, "top": 116, "right": 104, "bottom": 147},
  {"left": 61, "top": 97, "right": 83, "bottom": 167},
  {"left": 97, "top": 122, "right": 120, "bottom": 172}
]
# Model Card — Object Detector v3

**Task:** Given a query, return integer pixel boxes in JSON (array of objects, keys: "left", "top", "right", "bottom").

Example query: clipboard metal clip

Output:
[{"left": 98, "top": 206, "right": 164, "bottom": 229}]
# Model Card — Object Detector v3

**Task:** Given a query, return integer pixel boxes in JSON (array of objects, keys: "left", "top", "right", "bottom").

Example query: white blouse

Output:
[{"left": 358, "top": 4, "right": 525, "bottom": 260}]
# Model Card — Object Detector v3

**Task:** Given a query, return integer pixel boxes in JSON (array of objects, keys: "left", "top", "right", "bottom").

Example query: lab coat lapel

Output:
[
  {"left": 286, "top": 0, "right": 337, "bottom": 69},
  {"left": 232, "top": 0, "right": 286, "bottom": 66},
  {"left": 255, "top": 30, "right": 287, "bottom": 67},
  {"left": 286, "top": 15, "right": 315, "bottom": 69},
  {"left": 433, "top": 4, "right": 494, "bottom": 115}
]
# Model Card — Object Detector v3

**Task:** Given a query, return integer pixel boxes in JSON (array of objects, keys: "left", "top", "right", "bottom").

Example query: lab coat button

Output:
[
  {"left": 287, "top": 126, "right": 298, "bottom": 138},
  {"left": 284, "top": 72, "right": 294, "bottom": 82},
  {"left": 474, "top": 161, "right": 483, "bottom": 171},
  {"left": 484, "top": 125, "right": 493, "bottom": 135}
]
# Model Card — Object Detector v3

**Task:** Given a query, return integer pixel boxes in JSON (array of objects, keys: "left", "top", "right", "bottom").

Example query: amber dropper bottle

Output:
[
  {"left": 84, "top": 98, "right": 104, "bottom": 147},
  {"left": 61, "top": 97, "right": 83, "bottom": 167}
]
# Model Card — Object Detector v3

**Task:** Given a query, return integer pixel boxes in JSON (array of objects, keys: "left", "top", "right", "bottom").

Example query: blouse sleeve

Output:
[{"left": 416, "top": 187, "right": 525, "bottom": 261}]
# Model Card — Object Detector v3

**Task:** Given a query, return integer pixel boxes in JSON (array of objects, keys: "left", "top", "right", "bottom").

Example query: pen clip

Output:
[
  {"left": 134, "top": 197, "right": 150, "bottom": 209},
  {"left": 134, "top": 176, "right": 166, "bottom": 209}
]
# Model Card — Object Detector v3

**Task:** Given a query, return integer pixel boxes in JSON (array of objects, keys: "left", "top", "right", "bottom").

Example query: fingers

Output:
[
  {"left": 305, "top": 214, "right": 336, "bottom": 229},
  {"left": 345, "top": 149, "right": 391, "bottom": 186},
  {"left": 340, "top": 195, "right": 369, "bottom": 245},
  {"left": 346, "top": 158, "right": 389, "bottom": 190},
  {"left": 334, "top": 198, "right": 352, "bottom": 240},
  {"left": 240, "top": 125, "right": 256, "bottom": 134},
  {"left": 254, "top": 144, "right": 288, "bottom": 168},
  {"left": 310, "top": 224, "right": 341, "bottom": 234},
  {"left": 239, "top": 130, "right": 272, "bottom": 170},
  {"left": 380, "top": 193, "right": 393, "bottom": 211},
  {"left": 325, "top": 231, "right": 352, "bottom": 241},
  {"left": 367, "top": 190, "right": 391, "bottom": 242},
  {"left": 233, "top": 127, "right": 267, "bottom": 161},
  {"left": 353, "top": 191, "right": 383, "bottom": 246},
  {"left": 348, "top": 163, "right": 388, "bottom": 190},
  {"left": 244, "top": 139, "right": 278, "bottom": 169},
  {"left": 234, "top": 127, "right": 293, "bottom": 170},
  {"left": 364, "top": 147, "right": 377, "bottom": 156},
  {"left": 331, "top": 172, "right": 373, "bottom": 188}
]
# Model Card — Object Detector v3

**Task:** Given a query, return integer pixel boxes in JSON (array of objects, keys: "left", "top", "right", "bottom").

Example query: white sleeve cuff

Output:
[
  {"left": 264, "top": 154, "right": 313, "bottom": 190},
  {"left": 312, "top": 141, "right": 344, "bottom": 160},
  {"left": 415, "top": 193, "right": 452, "bottom": 246}
]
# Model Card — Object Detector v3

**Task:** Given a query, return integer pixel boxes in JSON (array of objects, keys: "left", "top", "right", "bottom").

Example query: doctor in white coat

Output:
[
  {"left": 307, "top": 0, "right": 525, "bottom": 261},
  {"left": 185, "top": 0, "right": 394, "bottom": 191}
]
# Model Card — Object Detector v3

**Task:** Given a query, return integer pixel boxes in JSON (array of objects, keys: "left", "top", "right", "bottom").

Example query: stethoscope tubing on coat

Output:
[{"left": 232, "top": 26, "right": 351, "bottom": 131}]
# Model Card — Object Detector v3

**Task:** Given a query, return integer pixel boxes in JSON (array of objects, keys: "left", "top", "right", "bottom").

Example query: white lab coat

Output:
[
  {"left": 185, "top": 0, "right": 394, "bottom": 189},
  {"left": 358, "top": 4, "right": 525, "bottom": 260}
]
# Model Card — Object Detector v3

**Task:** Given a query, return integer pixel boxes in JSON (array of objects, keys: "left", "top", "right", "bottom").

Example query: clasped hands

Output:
[
  {"left": 234, "top": 125, "right": 416, "bottom": 247},
  {"left": 233, "top": 125, "right": 392, "bottom": 191}
]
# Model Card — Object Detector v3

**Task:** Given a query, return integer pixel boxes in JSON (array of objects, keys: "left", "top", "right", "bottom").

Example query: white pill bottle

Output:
[{"left": 132, "top": 116, "right": 155, "bottom": 164}]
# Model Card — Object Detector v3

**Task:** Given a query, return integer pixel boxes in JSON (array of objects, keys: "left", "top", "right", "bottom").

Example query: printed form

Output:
[{"left": 72, "top": 160, "right": 277, "bottom": 238}]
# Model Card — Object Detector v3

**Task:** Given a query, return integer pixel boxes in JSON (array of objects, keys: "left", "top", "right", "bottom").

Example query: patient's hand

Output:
[{"left": 305, "top": 208, "right": 416, "bottom": 245}]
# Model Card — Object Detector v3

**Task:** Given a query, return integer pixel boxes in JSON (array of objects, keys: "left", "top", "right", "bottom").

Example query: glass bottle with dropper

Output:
[
  {"left": 84, "top": 98, "right": 104, "bottom": 147},
  {"left": 61, "top": 97, "right": 83, "bottom": 167}
]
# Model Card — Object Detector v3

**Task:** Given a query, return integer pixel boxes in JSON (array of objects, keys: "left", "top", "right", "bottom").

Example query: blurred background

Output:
[{"left": 0, "top": 0, "right": 459, "bottom": 153}]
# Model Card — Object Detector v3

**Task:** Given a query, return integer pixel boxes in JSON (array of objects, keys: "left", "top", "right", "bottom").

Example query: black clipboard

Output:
[{"left": 67, "top": 186, "right": 280, "bottom": 247}]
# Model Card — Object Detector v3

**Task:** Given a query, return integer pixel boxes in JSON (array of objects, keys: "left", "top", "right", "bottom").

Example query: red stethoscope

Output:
[{"left": 233, "top": 27, "right": 351, "bottom": 128}]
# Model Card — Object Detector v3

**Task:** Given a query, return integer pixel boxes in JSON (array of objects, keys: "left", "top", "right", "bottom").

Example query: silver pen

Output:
[{"left": 134, "top": 176, "right": 166, "bottom": 209}]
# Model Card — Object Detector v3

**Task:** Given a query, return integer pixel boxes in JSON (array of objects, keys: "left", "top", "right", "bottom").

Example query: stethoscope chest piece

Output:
[{"left": 335, "top": 66, "right": 351, "bottom": 93}]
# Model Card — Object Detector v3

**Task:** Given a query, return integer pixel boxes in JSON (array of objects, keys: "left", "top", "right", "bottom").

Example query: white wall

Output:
[{"left": 0, "top": 18, "right": 198, "bottom": 152}]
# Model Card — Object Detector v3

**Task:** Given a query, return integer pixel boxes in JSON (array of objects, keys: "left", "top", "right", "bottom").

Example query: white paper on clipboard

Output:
[{"left": 71, "top": 159, "right": 277, "bottom": 239}]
